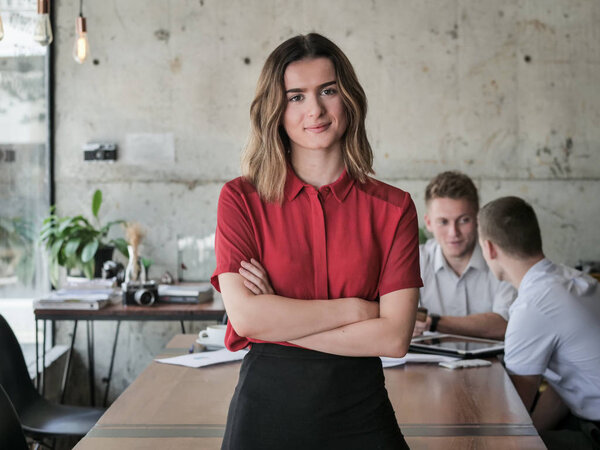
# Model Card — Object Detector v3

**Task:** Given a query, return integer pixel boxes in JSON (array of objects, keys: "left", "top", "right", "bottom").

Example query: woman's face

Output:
[{"left": 282, "top": 57, "right": 348, "bottom": 156}]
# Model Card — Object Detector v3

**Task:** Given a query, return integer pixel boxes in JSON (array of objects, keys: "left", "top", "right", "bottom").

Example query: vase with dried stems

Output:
[{"left": 124, "top": 223, "right": 146, "bottom": 283}]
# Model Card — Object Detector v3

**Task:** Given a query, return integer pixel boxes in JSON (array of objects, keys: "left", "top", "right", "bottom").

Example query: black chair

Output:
[
  {"left": 0, "top": 314, "right": 104, "bottom": 445},
  {"left": 0, "top": 384, "right": 28, "bottom": 450}
]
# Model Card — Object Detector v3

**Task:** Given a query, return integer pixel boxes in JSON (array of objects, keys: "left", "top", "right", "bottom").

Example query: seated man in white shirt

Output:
[
  {"left": 414, "top": 171, "right": 515, "bottom": 340},
  {"left": 479, "top": 196, "right": 600, "bottom": 450}
]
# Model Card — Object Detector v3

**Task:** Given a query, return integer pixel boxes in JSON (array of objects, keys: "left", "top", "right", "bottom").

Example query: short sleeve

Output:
[
  {"left": 504, "top": 303, "right": 556, "bottom": 376},
  {"left": 492, "top": 280, "right": 517, "bottom": 320},
  {"left": 378, "top": 194, "right": 423, "bottom": 296},
  {"left": 210, "top": 182, "right": 260, "bottom": 292}
]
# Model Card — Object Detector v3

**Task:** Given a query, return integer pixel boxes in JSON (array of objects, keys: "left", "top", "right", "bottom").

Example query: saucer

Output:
[{"left": 196, "top": 336, "right": 225, "bottom": 351}]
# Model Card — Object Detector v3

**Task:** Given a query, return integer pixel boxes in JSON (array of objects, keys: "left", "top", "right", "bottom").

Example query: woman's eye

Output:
[
  {"left": 321, "top": 88, "right": 337, "bottom": 96},
  {"left": 288, "top": 94, "right": 303, "bottom": 102}
]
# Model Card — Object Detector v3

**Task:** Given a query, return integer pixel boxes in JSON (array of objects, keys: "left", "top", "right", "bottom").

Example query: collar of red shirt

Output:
[{"left": 284, "top": 163, "right": 355, "bottom": 203}]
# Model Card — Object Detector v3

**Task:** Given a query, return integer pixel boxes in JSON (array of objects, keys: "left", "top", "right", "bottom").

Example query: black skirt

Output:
[{"left": 221, "top": 343, "right": 409, "bottom": 450}]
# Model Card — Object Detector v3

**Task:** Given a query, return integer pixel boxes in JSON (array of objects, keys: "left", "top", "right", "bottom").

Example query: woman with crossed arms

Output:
[{"left": 211, "top": 33, "right": 422, "bottom": 449}]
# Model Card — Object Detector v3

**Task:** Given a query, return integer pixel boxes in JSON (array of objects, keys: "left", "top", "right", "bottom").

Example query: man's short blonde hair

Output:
[{"left": 425, "top": 171, "right": 479, "bottom": 212}]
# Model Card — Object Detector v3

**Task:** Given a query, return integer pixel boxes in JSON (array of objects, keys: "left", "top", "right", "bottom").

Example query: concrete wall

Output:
[{"left": 52, "top": 0, "right": 600, "bottom": 403}]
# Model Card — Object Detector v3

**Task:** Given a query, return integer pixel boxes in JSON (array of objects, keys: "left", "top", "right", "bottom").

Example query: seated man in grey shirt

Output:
[{"left": 414, "top": 171, "right": 516, "bottom": 340}]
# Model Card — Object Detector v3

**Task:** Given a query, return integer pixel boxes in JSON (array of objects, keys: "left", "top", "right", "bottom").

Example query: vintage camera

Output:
[
  {"left": 122, "top": 280, "right": 159, "bottom": 306},
  {"left": 102, "top": 260, "right": 125, "bottom": 285}
]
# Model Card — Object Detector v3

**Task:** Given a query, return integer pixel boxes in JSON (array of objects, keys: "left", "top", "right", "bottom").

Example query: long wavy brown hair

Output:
[{"left": 242, "top": 33, "right": 374, "bottom": 203}]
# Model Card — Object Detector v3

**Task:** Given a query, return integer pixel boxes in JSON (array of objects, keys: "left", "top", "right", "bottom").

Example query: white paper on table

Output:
[
  {"left": 155, "top": 348, "right": 248, "bottom": 368},
  {"left": 380, "top": 353, "right": 459, "bottom": 368}
]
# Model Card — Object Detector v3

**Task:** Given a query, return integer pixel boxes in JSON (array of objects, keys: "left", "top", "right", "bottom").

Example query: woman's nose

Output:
[{"left": 307, "top": 95, "right": 325, "bottom": 117}]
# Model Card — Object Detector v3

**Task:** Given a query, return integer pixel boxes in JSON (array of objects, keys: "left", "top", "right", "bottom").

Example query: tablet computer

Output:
[{"left": 409, "top": 333, "right": 504, "bottom": 358}]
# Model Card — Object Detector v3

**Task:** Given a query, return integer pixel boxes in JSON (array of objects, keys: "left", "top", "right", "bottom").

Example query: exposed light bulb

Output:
[
  {"left": 33, "top": 0, "right": 53, "bottom": 46},
  {"left": 0, "top": 14, "right": 5, "bottom": 42},
  {"left": 73, "top": 16, "right": 89, "bottom": 64}
]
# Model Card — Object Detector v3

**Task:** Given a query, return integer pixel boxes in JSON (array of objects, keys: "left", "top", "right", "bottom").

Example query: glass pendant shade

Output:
[
  {"left": 0, "top": 12, "right": 5, "bottom": 41},
  {"left": 73, "top": 16, "right": 89, "bottom": 63},
  {"left": 33, "top": 0, "right": 53, "bottom": 46}
]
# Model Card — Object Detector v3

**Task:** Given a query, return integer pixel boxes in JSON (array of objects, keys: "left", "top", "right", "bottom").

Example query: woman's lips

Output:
[{"left": 305, "top": 123, "right": 331, "bottom": 133}]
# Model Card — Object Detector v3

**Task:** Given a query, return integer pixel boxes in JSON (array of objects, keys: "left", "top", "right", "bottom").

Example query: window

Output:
[{"left": 0, "top": 0, "right": 52, "bottom": 362}]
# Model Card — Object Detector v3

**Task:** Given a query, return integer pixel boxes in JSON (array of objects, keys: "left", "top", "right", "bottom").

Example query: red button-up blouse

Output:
[{"left": 211, "top": 166, "right": 423, "bottom": 351}]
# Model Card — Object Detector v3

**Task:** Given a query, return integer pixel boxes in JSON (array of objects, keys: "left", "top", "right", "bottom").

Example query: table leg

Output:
[
  {"left": 103, "top": 321, "right": 121, "bottom": 407},
  {"left": 87, "top": 320, "right": 95, "bottom": 406},
  {"left": 42, "top": 319, "right": 47, "bottom": 396},
  {"left": 60, "top": 320, "right": 78, "bottom": 403},
  {"left": 35, "top": 318, "right": 39, "bottom": 391},
  {"left": 180, "top": 320, "right": 186, "bottom": 333}
]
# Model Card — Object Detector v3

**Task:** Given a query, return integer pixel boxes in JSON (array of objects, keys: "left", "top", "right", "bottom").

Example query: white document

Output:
[
  {"left": 380, "top": 353, "right": 459, "bottom": 368},
  {"left": 155, "top": 348, "right": 248, "bottom": 368}
]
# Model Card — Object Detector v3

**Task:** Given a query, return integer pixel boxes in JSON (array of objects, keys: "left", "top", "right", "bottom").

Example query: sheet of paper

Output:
[
  {"left": 155, "top": 348, "right": 248, "bottom": 368},
  {"left": 380, "top": 353, "right": 459, "bottom": 368}
]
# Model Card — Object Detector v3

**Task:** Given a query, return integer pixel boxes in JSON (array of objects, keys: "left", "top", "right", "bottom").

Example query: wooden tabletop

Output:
[
  {"left": 34, "top": 297, "right": 225, "bottom": 321},
  {"left": 74, "top": 335, "right": 545, "bottom": 449}
]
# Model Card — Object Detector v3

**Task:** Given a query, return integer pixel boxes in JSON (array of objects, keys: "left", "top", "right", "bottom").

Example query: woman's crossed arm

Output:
[{"left": 219, "top": 259, "right": 418, "bottom": 357}]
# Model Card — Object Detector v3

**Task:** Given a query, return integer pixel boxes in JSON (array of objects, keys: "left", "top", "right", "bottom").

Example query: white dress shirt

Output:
[
  {"left": 504, "top": 258, "right": 600, "bottom": 421},
  {"left": 419, "top": 239, "right": 516, "bottom": 319}
]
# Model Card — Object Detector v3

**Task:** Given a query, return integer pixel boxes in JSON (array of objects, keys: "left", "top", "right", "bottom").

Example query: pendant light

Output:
[
  {"left": 0, "top": 7, "right": 5, "bottom": 41},
  {"left": 73, "top": 0, "right": 89, "bottom": 64},
  {"left": 33, "top": 0, "right": 53, "bottom": 46}
]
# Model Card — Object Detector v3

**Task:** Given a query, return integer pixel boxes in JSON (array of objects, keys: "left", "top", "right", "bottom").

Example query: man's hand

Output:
[
  {"left": 239, "top": 259, "right": 275, "bottom": 295},
  {"left": 412, "top": 315, "right": 432, "bottom": 336}
]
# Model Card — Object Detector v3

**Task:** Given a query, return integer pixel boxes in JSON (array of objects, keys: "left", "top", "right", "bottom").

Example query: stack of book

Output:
[
  {"left": 157, "top": 283, "right": 213, "bottom": 304},
  {"left": 34, "top": 278, "right": 120, "bottom": 310}
]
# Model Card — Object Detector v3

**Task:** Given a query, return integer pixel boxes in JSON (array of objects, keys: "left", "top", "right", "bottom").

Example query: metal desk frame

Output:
[{"left": 34, "top": 299, "right": 226, "bottom": 407}]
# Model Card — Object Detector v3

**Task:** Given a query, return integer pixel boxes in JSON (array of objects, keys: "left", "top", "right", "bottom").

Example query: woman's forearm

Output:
[
  {"left": 290, "top": 317, "right": 409, "bottom": 357},
  {"left": 290, "top": 288, "right": 419, "bottom": 357},
  {"left": 219, "top": 273, "right": 378, "bottom": 341}
]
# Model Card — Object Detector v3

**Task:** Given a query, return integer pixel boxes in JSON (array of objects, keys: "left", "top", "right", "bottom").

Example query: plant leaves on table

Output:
[
  {"left": 81, "top": 240, "right": 100, "bottom": 263},
  {"left": 82, "top": 259, "right": 95, "bottom": 279},
  {"left": 111, "top": 237, "right": 129, "bottom": 257},
  {"left": 64, "top": 239, "right": 81, "bottom": 257},
  {"left": 51, "top": 239, "right": 64, "bottom": 258},
  {"left": 92, "top": 189, "right": 103, "bottom": 218}
]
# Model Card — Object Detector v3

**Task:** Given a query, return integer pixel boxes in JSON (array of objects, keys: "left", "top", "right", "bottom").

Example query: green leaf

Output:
[
  {"left": 92, "top": 190, "right": 103, "bottom": 218},
  {"left": 58, "top": 217, "right": 75, "bottom": 234},
  {"left": 64, "top": 239, "right": 81, "bottom": 257},
  {"left": 99, "top": 220, "right": 126, "bottom": 236},
  {"left": 81, "top": 240, "right": 100, "bottom": 263},
  {"left": 50, "top": 259, "right": 60, "bottom": 288},
  {"left": 51, "top": 239, "right": 64, "bottom": 258},
  {"left": 82, "top": 259, "right": 95, "bottom": 279},
  {"left": 111, "top": 237, "right": 129, "bottom": 257}
]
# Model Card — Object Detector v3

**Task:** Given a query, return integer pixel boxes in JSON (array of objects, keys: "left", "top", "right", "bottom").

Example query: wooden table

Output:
[
  {"left": 34, "top": 299, "right": 225, "bottom": 406},
  {"left": 74, "top": 334, "right": 546, "bottom": 449}
]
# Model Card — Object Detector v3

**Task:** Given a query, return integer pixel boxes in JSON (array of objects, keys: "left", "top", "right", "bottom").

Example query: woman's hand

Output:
[{"left": 239, "top": 259, "right": 275, "bottom": 295}]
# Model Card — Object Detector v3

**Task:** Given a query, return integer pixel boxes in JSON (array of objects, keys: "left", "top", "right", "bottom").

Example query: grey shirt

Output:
[{"left": 419, "top": 239, "right": 516, "bottom": 319}]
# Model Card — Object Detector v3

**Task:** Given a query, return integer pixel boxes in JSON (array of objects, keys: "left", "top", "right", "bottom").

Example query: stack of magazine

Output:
[
  {"left": 34, "top": 278, "right": 120, "bottom": 311},
  {"left": 157, "top": 283, "right": 213, "bottom": 304}
]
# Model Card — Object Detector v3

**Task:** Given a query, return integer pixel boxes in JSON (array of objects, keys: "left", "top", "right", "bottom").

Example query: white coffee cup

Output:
[{"left": 199, "top": 324, "right": 227, "bottom": 344}]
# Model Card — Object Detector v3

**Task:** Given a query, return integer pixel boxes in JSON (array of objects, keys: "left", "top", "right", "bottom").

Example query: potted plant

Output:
[
  {"left": 40, "top": 189, "right": 128, "bottom": 286},
  {"left": 0, "top": 216, "right": 35, "bottom": 286}
]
